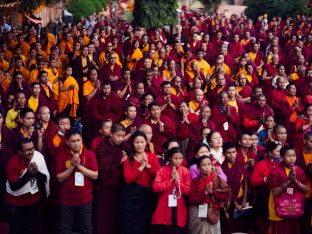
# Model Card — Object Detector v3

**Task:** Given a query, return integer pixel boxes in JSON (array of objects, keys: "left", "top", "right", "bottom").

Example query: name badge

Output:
[
  {"left": 287, "top": 187, "right": 294, "bottom": 195},
  {"left": 168, "top": 195, "right": 177, "bottom": 207},
  {"left": 198, "top": 204, "right": 208, "bottom": 218},
  {"left": 223, "top": 122, "right": 229, "bottom": 131},
  {"left": 75, "top": 172, "right": 84, "bottom": 186},
  {"left": 30, "top": 182, "right": 39, "bottom": 194}
]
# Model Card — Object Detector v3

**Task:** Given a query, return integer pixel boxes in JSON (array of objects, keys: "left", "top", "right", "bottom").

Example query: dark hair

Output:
[
  {"left": 111, "top": 123, "right": 126, "bottom": 133},
  {"left": 266, "top": 141, "right": 281, "bottom": 154},
  {"left": 100, "top": 119, "right": 112, "bottom": 128},
  {"left": 194, "top": 143, "right": 210, "bottom": 155},
  {"left": 222, "top": 142, "right": 236, "bottom": 153},
  {"left": 17, "top": 138, "right": 33, "bottom": 151},
  {"left": 57, "top": 114, "right": 70, "bottom": 124},
  {"left": 66, "top": 127, "right": 82, "bottom": 139},
  {"left": 31, "top": 82, "right": 40, "bottom": 89},
  {"left": 197, "top": 155, "right": 212, "bottom": 167},
  {"left": 280, "top": 145, "right": 295, "bottom": 157},
  {"left": 165, "top": 147, "right": 183, "bottom": 162},
  {"left": 129, "top": 130, "right": 147, "bottom": 165},
  {"left": 206, "top": 131, "right": 220, "bottom": 145},
  {"left": 163, "top": 138, "right": 179, "bottom": 151},
  {"left": 19, "top": 107, "right": 34, "bottom": 119},
  {"left": 37, "top": 70, "right": 48, "bottom": 81},
  {"left": 160, "top": 81, "right": 171, "bottom": 89},
  {"left": 304, "top": 131, "right": 312, "bottom": 140},
  {"left": 148, "top": 101, "right": 160, "bottom": 111}
]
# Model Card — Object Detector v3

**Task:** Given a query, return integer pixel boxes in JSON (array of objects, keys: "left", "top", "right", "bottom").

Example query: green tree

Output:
[
  {"left": 18, "top": 0, "right": 61, "bottom": 13},
  {"left": 198, "top": 0, "right": 222, "bottom": 13},
  {"left": 244, "top": 0, "right": 312, "bottom": 19},
  {"left": 66, "top": 0, "right": 109, "bottom": 23},
  {"left": 133, "top": 0, "right": 178, "bottom": 28}
]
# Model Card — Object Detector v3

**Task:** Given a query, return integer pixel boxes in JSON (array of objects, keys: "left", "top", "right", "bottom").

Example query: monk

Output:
[
  {"left": 57, "top": 66, "right": 79, "bottom": 118},
  {"left": 271, "top": 76, "right": 287, "bottom": 110},
  {"left": 144, "top": 101, "right": 176, "bottom": 154},
  {"left": 94, "top": 123, "right": 127, "bottom": 234},
  {"left": 82, "top": 69, "right": 101, "bottom": 148},
  {"left": 228, "top": 34, "right": 245, "bottom": 63},
  {"left": 126, "top": 40, "right": 143, "bottom": 72},
  {"left": 262, "top": 54, "right": 279, "bottom": 105},
  {"left": 156, "top": 81, "right": 179, "bottom": 120},
  {"left": 90, "top": 120, "right": 112, "bottom": 153},
  {"left": 91, "top": 81, "right": 122, "bottom": 123},
  {"left": 188, "top": 88, "right": 208, "bottom": 114},
  {"left": 212, "top": 92, "right": 240, "bottom": 143},
  {"left": 120, "top": 104, "right": 140, "bottom": 141},
  {"left": 276, "top": 84, "right": 303, "bottom": 142},
  {"left": 27, "top": 82, "right": 41, "bottom": 113},
  {"left": 38, "top": 71, "right": 58, "bottom": 117},
  {"left": 242, "top": 94, "right": 274, "bottom": 132}
]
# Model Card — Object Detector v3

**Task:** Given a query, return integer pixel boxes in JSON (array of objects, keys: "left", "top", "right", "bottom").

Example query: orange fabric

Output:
[
  {"left": 52, "top": 134, "right": 62, "bottom": 147},
  {"left": 57, "top": 76, "right": 79, "bottom": 117},
  {"left": 127, "top": 48, "right": 143, "bottom": 71},
  {"left": 141, "top": 44, "right": 150, "bottom": 54},
  {"left": 27, "top": 96, "right": 39, "bottom": 112},
  {"left": 285, "top": 96, "right": 298, "bottom": 122},
  {"left": 98, "top": 51, "right": 122, "bottom": 69},
  {"left": 83, "top": 80, "right": 95, "bottom": 97},
  {"left": 59, "top": 40, "right": 74, "bottom": 54},
  {"left": 81, "top": 36, "right": 90, "bottom": 46},
  {"left": 1, "top": 76, "right": 11, "bottom": 94},
  {"left": 162, "top": 69, "right": 171, "bottom": 80},
  {"left": 46, "top": 67, "right": 59, "bottom": 99},
  {"left": 3, "top": 50, "right": 13, "bottom": 61},
  {"left": 20, "top": 42, "right": 30, "bottom": 57},
  {"left": 45, "top": 33, "right": 56, "bottom": 55},
  {"left": 0, "top": 60, "right": 9, "bottom": 71},
  {"left": 233, "top": 69, "right": 247, "bottom": 81},
  {"left": 41, "top": 84, "right": 50, "bottom": 98}
]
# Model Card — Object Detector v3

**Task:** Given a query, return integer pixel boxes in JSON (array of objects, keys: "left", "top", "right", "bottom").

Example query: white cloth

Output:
[{"left": 6, "top": 151, "right": 50, "bottom": 197}]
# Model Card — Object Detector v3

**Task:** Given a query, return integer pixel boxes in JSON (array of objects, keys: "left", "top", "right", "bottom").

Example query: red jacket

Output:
[{"left": 152, "top": 165, "right": 190, "bottom": 227}]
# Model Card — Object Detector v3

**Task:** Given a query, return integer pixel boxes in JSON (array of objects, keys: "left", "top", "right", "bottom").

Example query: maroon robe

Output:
[
  {"left": 95, "top": 137, "right": 127, "bottom": 234},
  {"left": 211, "top": 105, "right": 240, "bottom": 143},
  {"left": 99, "top": 64, "right": 122, "bottom": 82},
  {"left": 145, "top": 115, "right": 176, "bottom": 154},
  {"left": 271, "top": 88, "right": 287, "bottom": 110},
  {"left": 91, "top": 92, "right": 122, "bottom": 123},
  {"left": 156, "top": 94, "right": 179, "bottom": 120},
  {"left": 242, "top": 103, "right": 274, "bottom": 132},
  {"left": 238, "top": 85, "right": 252, "bottom": 99},
  {"left": 262, "top": 63, "right": 278, "bottom": 105},
  {"left": 73, "top": 56, "right": 92, "bottom": 84},
  {"left": 39, "top": 84, "right": 57, "bottom": 114},
  {"left": 228, "top": 42, "right": 245, "bottom": 59}
]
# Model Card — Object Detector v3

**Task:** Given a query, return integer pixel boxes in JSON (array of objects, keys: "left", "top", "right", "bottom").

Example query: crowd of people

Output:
[{"left": 1, "top": 1, "right": 312, "bottom": 234}]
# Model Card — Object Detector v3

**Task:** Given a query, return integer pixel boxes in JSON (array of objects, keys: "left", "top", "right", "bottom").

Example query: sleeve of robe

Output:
[
  {"left": 91, "top": 98, "right": 106, "bottom": 122},
  {"left": 189, "top": 177, "right": 208, "bottom": 205},
  {"left": 242, "top": 113, "right": 258, "bottom": 129},
  {"left": 110, "top": 93, "right": 122, "bottom": 123},
  {"left": 162, "top": 117, "right": 176, "bottom": 138},
  {"left": 152, "top": 167, "right": 173, "bottom": 193}
]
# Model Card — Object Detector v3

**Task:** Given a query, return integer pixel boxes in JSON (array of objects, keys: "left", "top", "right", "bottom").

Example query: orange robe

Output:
[
  {"left": 57, "top": 76, "right": 79, "bottom": 117},
  {"left": 127, "top": 48, "right": 143, "bottom": 71},
  {"left": 98, "top": 51, "right": 122, "bottom": 69}
]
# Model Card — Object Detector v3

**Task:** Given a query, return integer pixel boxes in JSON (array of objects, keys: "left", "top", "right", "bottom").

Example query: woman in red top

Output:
[
  {"left": 250, "top": 141, "right": 282, "bottom": 234},
  {"left": 120, "top": 130, "right": 160, "bottom": 234},
  {"left": 189, "top": 155, "right": 230, "bottom": 234},
  {"left": 151, "top": 147, "right": 190, "bottom": 234}
]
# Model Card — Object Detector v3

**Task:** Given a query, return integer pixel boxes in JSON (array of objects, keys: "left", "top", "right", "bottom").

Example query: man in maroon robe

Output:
[
  {"left": 228, "top": 34, "right": 245, "bottom": 63},
  {"left": 212, "top": 92, "right": 240, "bottom": 143},
  {"left": 144, "top": 102, "right": 176, "bottom": 154},
  {"left": 95, "top": 123, "right": 127, "bottom": 234},
  {"left": 156, "top": 81, "right": 179, "bottom": 120},
  {"left": 92, "top": 81, "right": 122, "bottom": 123},
  {"left": 99, "top": 52, "right": 122, "bottom": 90}
]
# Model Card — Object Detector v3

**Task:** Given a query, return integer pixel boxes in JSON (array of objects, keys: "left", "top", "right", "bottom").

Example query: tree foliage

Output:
[
  {"left": 66, "top": 0, "right": 109, "bottom": 23},
  {"left": 244, "top": 0, "right": 312, "bottom": 19},
  {"left": 133, "top": 0, "right": 178, "bottom": 28},
  {"left": 198, "top": 0, "right": 222, "bottom": 13}
]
